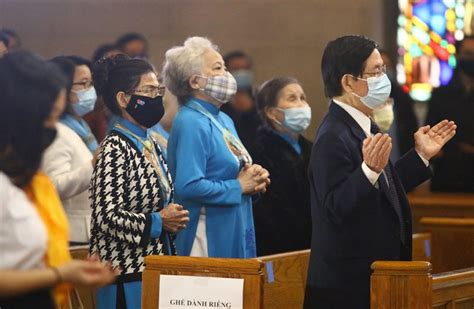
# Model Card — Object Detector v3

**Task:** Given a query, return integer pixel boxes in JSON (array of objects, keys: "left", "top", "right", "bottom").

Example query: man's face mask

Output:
[{"left": 352, "top": 74, "right": 392, "bottom": 109}]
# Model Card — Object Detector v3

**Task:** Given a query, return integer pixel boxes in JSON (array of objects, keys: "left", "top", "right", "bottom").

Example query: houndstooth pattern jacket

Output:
[{"left": 89, "top": 131, "right": 175, "bottom": 277}]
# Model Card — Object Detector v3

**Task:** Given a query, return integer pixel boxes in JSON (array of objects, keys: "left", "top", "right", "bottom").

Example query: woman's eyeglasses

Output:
[
  {"left": 72, "top": 80, "right": 94, "bottom": 89},
  {"left": 132, "top": 86, "right": 166, "bottom": 97}
]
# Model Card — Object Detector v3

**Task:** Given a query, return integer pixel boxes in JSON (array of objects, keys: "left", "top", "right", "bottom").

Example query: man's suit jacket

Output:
[{"left": 304, "top": 102, "right": 431, "bottom": 308}]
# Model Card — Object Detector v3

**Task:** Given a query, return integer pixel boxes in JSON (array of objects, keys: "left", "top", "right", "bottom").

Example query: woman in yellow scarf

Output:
[{"left": 0, "top": 51, "right": 117, "bottom": 308}]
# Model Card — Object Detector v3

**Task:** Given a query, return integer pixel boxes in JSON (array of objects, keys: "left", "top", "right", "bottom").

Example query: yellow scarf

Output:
[{"left": 24, "top": 172, "right": 72, "bottom": 306}]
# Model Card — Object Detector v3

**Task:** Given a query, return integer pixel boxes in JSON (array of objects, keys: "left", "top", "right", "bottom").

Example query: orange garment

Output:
[{"left": 24, "top": 172, "right": 72, "bottom": 306}]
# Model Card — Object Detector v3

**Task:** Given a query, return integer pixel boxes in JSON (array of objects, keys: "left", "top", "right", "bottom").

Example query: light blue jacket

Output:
[{"left": 167, "top": 98, "right": 256, "bottom": 258}]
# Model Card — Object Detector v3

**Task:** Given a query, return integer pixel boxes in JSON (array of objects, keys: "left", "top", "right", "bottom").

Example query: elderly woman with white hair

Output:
[{"left": 163, "top": 37, "right": 270, "bottom": 258}]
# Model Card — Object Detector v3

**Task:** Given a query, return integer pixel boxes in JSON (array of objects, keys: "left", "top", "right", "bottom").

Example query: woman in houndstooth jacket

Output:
[{"left": 90, "top": 55, "right": 189, "bottom": 309}]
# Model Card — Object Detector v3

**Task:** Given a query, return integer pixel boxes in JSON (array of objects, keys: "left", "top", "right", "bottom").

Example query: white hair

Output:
[{"left": 162, "top": 36, "right": 219, "bottom": 104}]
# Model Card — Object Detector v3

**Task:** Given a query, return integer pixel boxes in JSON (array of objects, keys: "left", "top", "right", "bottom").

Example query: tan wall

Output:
[{"left": 0, "top": 0, "right": 384, "bottom": 139}]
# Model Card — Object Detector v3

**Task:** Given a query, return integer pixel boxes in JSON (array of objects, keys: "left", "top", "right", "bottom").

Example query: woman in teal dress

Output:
[{"left": 163, "top": 37, "right": 271, "bottom": 258}]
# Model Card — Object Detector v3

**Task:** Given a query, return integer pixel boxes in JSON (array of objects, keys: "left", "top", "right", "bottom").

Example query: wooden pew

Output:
[
  {"left": 258, "top": 234, "right": 431, "bottom": 309},
  {"left": 61, "top": 246, "right": 96, "bottom": 309},
  {"left": 413, "top": 233, "right": 431, "bottom": 261},
  {"left": 258, "top": 249, "right": 310, "bottom": 309},
  {"left": 142, "top": 255, "right": 264, "bottom": 309},
  {"left": 57, "top": 233, "right": 430, "bottom": 309},
  {"left": 433, "top": 268, "right": 474, "bottom": 308},
  {"left": 420, "top": 217, "right": 474, "bottom": 273},
  {"left": 371, "top": 261, "right": 474, "bottom": 309},
  {"left": 408, "top": 186, "right": 474, "bottom": 233}
]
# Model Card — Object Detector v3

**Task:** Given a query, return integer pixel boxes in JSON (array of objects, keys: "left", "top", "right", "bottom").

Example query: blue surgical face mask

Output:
[
  {"left": 231, "top": 70, "right": 254, "bottom": 90},
  {"left": 275, "top": 105, "right": 312, "bottom": 133},
  {"left": 72, "top": 87, "right": 97, "bottom": 116},
  {"left": 352, "top": 74, "right": 392, "bottom": 109}
]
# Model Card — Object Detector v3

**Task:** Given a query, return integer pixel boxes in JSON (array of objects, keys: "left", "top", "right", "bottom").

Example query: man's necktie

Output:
[{"left": 370, "top": 122, "right": 406, "bottom": 245}]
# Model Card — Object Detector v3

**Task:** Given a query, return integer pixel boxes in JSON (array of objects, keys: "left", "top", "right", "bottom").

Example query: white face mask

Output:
[
  {"left": 372, "top": 100, "right": 394, "bottom": 132},
  {"left": 274, "top": 105, "right": 312, "bottom": 133}
]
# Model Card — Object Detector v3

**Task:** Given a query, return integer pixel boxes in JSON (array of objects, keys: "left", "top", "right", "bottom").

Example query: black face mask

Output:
[
  {"left": 42, "top": 127, "right": 57, "bottom": 150},
  {"left": 459, "top": 59, "right": 474, "bottom": 77},
  {"left": 126, "top": 94, "right": 165, "bottom": 128}
]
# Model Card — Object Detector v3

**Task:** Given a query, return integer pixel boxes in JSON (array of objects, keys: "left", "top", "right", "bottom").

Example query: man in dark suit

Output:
[{"left": 304, "top": 35, "right": 457, "bottom": 308}]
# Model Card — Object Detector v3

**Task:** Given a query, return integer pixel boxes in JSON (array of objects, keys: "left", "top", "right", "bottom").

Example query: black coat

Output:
[
  {"left": 250, "top": 128, "right": 312, "bottom": 256},
  {"left": 221, "top": 104, "right": 262, "bottom": 151},
  {"left": 304, "top": 102, "right": 431, "bottom": 308},
  {"left": 426, "top": 74, "right": 474, "bottom": 192}
]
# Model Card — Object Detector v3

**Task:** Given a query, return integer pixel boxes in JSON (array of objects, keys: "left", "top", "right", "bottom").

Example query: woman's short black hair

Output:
[
  {"left": 49, "top": 56, "right": 77, "bottom": 117},
  {"left": 49, "top": 55, "right": 93, "bottom": 115},
  {"left": 49, "top": 56, "right": 75, "bottom": 96},
  {"left": 321, "top": 35, "right": 378, "bottom": 98},
  {"left": 0, "top": 51, "right": 66, "bottom": 187},
  {"left": 256, "top": 76, "right": 300, "bottom": 127},
  {"left": 92, "top": 54, "right": 154, "bottom": 115},
  {"left": 67, "top": 55, "right": 92, "bottom": 69}
]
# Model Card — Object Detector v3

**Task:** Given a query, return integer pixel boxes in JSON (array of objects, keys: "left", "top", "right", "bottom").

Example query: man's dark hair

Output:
[
  {"left": 116, "top": 32, "right": 148, "bottom": 50},
  {"left": 321, "top": 35, "right": 378, "bottom": 98},
  {"left": 223, "top": 50, "right": 252, "bottom": 68}
]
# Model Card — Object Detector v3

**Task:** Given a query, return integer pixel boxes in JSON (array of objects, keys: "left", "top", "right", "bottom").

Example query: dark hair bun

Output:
[
  {"left": 91, "top": 54, "right": 154, "bottom": 116},
  {"left": 92, "top": 54, "right": 130, "bottom": 96}
]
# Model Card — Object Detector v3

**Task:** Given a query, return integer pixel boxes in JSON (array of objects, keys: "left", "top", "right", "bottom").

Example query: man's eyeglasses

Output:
[{"left": 361, "top": 64, "right": 387, "bottom": 77}]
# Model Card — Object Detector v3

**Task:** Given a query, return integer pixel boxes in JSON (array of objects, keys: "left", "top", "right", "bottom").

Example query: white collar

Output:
[{"left": 332, "top": 99, "right": 371, "bottom": 136}]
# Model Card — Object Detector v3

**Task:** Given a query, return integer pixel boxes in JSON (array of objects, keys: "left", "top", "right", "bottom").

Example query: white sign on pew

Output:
[{"left": 158, "top": 275, "right": 244, "bottom": 309}]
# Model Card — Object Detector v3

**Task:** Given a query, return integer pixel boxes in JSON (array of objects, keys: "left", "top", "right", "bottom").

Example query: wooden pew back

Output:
[
  {"left": 433, "top": 268, "right": 474, "bottom": 309},
  {"left": 420, "top": 217, "right": 474, "bottom": 273},
  {"left": 63, "top": 232, "right": 430, "bottom": 309},
  {"left": 371, "top": 261, "right": 432, "bottom": 308},
  {"left": 371, "top": 261, "right": 474, "bottom": 309},
  {"left": 61, "top": 246, "right": 96, "bottom": 309},
  {"left": 258, "top": 249, "right": 310, "bottom": 309},
  {"left": 142, "top": 255, "right": 264, "bottom": 309},
  {"left": 413, "top": 233, "right": 432, "bottom": 261},
  {"left": 257, "top": 234, "right": 430, "bottom": 309},
  {"left": 408, "top": 189, "right": 474, "bottom": 233}
]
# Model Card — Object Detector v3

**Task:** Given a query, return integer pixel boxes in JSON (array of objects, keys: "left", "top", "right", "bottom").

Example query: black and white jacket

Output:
[{"left": 89, "top": 131, "right": 175, "bottom": 279}]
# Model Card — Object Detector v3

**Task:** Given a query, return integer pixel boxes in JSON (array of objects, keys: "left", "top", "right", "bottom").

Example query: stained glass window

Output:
[{"left": 397, "top": 0, "right": 473, "bottom": 101}]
